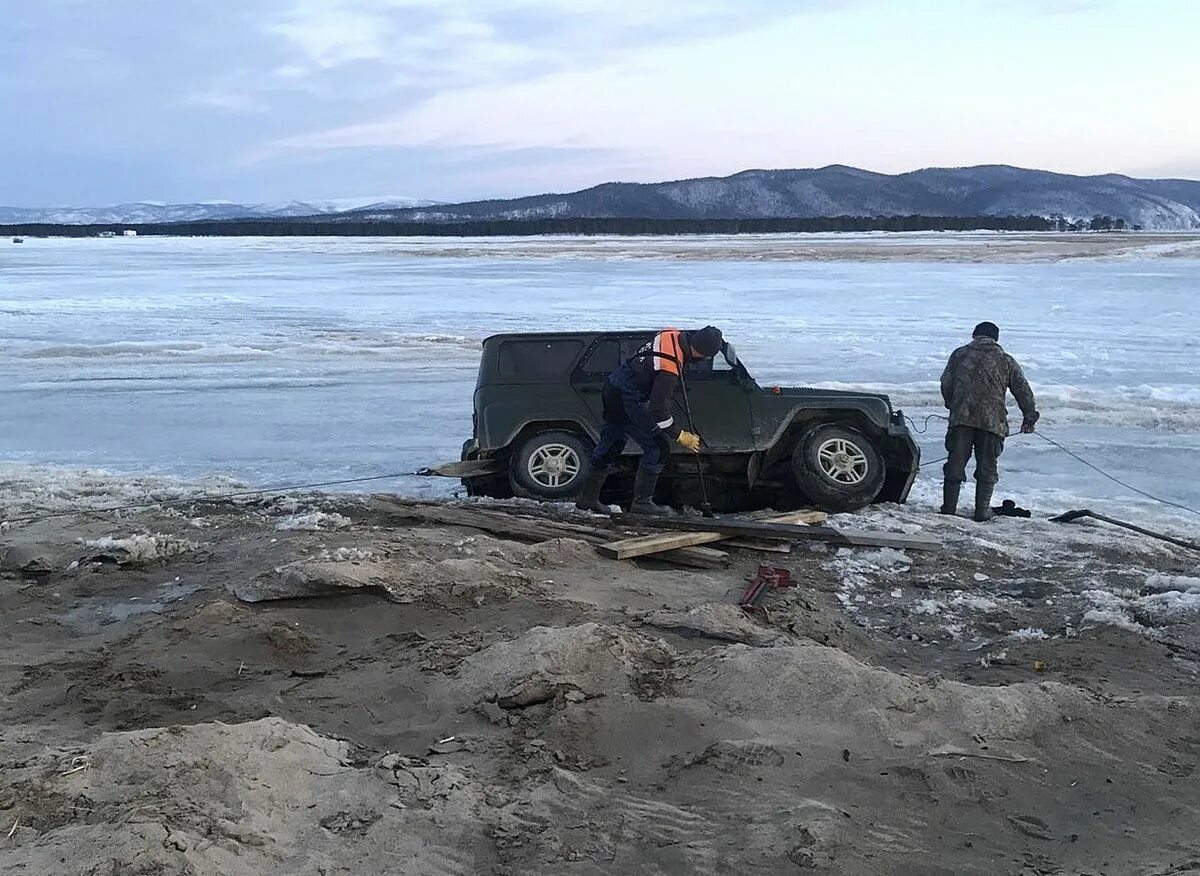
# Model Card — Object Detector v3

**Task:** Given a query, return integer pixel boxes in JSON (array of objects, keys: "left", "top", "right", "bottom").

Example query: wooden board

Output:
[
  {"left": 612, "top": 514, "right": 939, "bottom": 552},
  {"left": 418, "top": 458, "right": 503, "bottom": 478},
  {"left": 368, "top": 498, "right": 734, "bottom": 570},
  {"left": 724, "top": 538, "right": 793, "bottom": 554},
  {"left": 597, "top": 509, "right": 827, "bottom": 560},
  {"left": 657, "top": 546, "right": 730, "bottom": 569},
  {"left": 598, "top": 531, "right": 721, "bottom": 559},
  {"left": 368, "top": 499, "right": 609, "bottom": 545}
]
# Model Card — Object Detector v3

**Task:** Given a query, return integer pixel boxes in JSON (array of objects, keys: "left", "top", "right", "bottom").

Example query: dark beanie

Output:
[
  {"left": 689, "top": 325, "right": 724, "bottom": 357},
  {"left": 972, "top": 321, "right": 1000, "bottom": 341}
]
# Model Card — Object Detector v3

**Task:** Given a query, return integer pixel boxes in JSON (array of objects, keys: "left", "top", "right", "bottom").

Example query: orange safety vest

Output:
[{"left": 648, "top": 328, "right": 683, "bottom": 376}]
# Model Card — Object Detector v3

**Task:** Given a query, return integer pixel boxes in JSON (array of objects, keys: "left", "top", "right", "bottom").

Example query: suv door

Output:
[
  {"left": 674, "top": 353, "right": 754, "bottom": 453},
  {"left": 570, "top": 336, "right": 626, "bottom": 429},
  {"left": 572, "top": 334, "right": 753, "bottom": 454}
]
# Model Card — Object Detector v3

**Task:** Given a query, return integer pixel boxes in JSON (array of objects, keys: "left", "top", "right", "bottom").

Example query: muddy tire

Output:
[
  {"left": 791, "top": 424, "right": 885, "bottom": 512},
  {"left": 510, "top": 431, "right": 593, "bottom": 500}
]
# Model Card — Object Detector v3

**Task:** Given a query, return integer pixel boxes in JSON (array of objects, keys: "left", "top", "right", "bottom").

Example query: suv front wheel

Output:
[
  {"left": 511, "top": 431, "right": 593, "bottom": 500},
  {"left": 791, "top": 424, "right": 885, "bottom": 512}
]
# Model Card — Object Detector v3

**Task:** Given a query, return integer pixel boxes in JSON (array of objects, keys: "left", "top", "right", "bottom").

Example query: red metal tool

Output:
[{"left": 740, "top": 564, "right": 795, "bottom": 611}]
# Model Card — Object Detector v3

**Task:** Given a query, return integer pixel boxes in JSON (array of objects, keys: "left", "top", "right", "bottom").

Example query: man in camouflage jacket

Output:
[{"left": 940, "top": 321, "right": 1039, "bottom": 521}]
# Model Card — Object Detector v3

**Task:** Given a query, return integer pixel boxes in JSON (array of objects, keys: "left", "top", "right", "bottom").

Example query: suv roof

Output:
[
  {"left": 479, "top": 331, "right": 654, "bottom": 386},
  {"left": 481, "top": 330, "right": 652, "bottom": 343}
]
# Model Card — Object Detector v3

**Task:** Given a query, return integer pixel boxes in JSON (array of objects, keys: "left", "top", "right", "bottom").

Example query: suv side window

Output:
[
  {"left": 575, "top": 336, "right": 653, "bottom": 379},
  {"left": 577, "top": 339, "right": 620, "bottom": 376},
  {"left": 685, "top": 353, "right": 733, "bottom": 380},
  {"left": 497, "top": 339, "right": 584, "bottom": 380}
]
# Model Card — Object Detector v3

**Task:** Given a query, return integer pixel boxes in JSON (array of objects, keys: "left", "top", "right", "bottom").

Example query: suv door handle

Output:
[{"left": 578, "top": 386, "right": 601, "bottom": 394}]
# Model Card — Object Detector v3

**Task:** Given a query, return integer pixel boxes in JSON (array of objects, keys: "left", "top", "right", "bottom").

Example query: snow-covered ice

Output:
[{"left": 2, "top": 234, "right": 1199, "bottom": 528}]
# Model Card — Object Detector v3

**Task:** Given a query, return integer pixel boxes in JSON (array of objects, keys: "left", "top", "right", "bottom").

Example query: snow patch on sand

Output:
[
  {"left": 950, "top": 594, "right": 999, "bottom": 612},
  {"left": 0, "top": 463, "right": 244, "bottom": 521},
  {"left": 1010, "top": 627, "right": 1050, "bottom": 641},
  {"left": 1082, "top": 607, "right": 1149, "bottom": 634},
  {"left": 1077, "top": 574, "right": 1200, "bottom": 636},
  {"left": 275, "top": 511, "right": 351, "bottom": 531},
  {"left": 827, "top": 547, "right": 912, "bottom": 627},
  {"left": 913, "top": 599, "right": 944, "bottom": 616},
  {"left": 80, "top": 533, "right": 198, "bottom": 564}
]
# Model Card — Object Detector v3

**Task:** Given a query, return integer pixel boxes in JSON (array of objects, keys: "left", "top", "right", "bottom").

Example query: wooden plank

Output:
[
  {"left": 598, "top": 531, "right": 722, "bottom": 559},
  {"left": 597, "top": 509, "right": 828, "bottom": 560},
  {"left": 368, "top": 499, "right": 607, "bottom": 545},
  {"left": 418, "top": 459, "right": 502, "bottom": 478},
  {"left": 747, "top": 509, "right": 828, "bottom": 525},
  {"left": 613, "top": 514, "right": 939, "bottom": 552},
  {"left": 724, "top": 538, "right": 793, "bottom": 554},
  {"left": 504, "top": 514, "right": 620, "bottom": 540},
  {"left": 657, "top": 546, "right": 730, "bottom": 569}
]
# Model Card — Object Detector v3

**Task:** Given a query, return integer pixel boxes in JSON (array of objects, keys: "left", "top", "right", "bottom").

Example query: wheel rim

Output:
[
  {"left": 816, "top": 437, "right": 870, "bottom": 485},
  {"left": 526, "top": 443, "right": 582, "bottom": 489}
]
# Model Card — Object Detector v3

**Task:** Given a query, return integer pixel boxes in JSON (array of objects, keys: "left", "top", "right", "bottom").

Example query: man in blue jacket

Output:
[{"left": 576, "top": 326, "right": 724, "bottom": 515}]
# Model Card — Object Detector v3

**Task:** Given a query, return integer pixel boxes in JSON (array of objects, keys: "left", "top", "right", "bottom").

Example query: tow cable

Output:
[{"left": 906, "top": 412, "right": 1200, "bottom": 520}]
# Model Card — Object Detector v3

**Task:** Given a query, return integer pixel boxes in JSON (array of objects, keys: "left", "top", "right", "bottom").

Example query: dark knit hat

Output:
[
  {"left": 689, "top": 325, "right": 724, "bottom": 357},
  {"left": 972, "top": 321, "right": 1000, "bottom": 341}
]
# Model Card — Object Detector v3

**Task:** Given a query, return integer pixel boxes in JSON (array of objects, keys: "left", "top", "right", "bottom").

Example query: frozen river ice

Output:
[{"left": 1, "top": 234, "right": 1198, "bottom": 527}]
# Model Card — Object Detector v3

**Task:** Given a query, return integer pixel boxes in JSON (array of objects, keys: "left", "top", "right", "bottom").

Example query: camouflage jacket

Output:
[{"left": 940, "top": 337, "right": 1039, "bottom": 438}]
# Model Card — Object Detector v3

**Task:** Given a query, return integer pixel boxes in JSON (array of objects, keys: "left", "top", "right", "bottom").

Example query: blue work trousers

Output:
[{"left": 591, "top": 382, "right": 672, "bottom": 474}]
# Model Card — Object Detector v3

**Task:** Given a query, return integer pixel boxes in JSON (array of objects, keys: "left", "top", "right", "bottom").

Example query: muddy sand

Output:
[{"left": 2, "top": 488, "right": 1199, "bottom": 875}]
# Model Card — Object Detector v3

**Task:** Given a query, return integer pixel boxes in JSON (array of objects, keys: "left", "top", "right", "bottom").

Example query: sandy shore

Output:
[{"left": 2, "top": 489, "right": 1199, "bottom": 874}]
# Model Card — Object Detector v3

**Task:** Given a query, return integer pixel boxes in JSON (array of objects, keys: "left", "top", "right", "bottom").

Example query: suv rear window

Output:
[{"left": 497, "top": 339, "right": 584, "bottom": 380}]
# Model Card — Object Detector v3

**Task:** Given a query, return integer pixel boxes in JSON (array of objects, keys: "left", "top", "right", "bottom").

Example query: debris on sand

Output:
[
  {"left": 457, "top": 623, "right": 675, "bottom": 707},
  {"left": 0, "top": 717, "right": 492, "bottom": 874},
  {"left": 5, "top": 491, "right": 1200, "bottom": 874},
  {"left": 233, "top": 560, "right": 402, "bottom": 603},
  {"left": 0, "top": 542, "right": 63, "bottom": 577},
  {"left": 79, "top": 532, "right": 198, "bottom": 565},
  {"left": 274, "top": 511, "right": 352, "bottom": 531},
  {"left": 232, "top": 554, "right": 543, "bottom": 606},
  {"left": 641, "top": 602, "right": 785, "bottom": 647},
  {"left": 512, "top": 537, "right": 597, "bottom": 568}
]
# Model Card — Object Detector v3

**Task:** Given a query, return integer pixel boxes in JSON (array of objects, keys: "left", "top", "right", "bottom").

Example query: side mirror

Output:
[{"left": 722, "top": 342, "right": 739, "bottom": 369}]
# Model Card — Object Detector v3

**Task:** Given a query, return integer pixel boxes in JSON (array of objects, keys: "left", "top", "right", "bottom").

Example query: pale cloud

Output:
[
  {"left": 4, "top": 0, "right": 1199, "bottom": 205},
  {"left": 262, "top": 0, "right": 809, "bottom": 84},
  {"left": 184, "top": 90, "right": 269, "bottom": 113},
  {"left": 259, "top": 1, "right": 1200, "bottom": 186},
  {"left": 268, "top": 2, "right": 394, "bottom": 68}
]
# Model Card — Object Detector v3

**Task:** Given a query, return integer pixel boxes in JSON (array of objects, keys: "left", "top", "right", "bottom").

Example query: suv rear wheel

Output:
[
  {"left": 791, "top": 424, "right": 885, "bottom": 512},
  {"left": 511, "top": 431, "right": 593, "bottom": 500}
]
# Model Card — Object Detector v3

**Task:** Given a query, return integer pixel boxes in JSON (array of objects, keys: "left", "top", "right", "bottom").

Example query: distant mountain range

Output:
[
  {"left": 6, "top": 166, "right": 1200, "bottom": 230},
  {"left": 0, "top": 196, "right": 439, "bottom": 225},
  {"left": 341, "top": 165, "right": 1200, "bottom": 230}
]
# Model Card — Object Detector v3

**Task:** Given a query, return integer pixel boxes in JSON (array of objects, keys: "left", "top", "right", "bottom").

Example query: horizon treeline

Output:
[{"left": 3, "top": 214, "right": 1135, "bottom": 238}]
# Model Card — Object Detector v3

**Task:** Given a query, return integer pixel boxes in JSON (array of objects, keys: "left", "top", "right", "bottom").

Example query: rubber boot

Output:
[
  {"left": 940, "top": 481, "right": 962, "bottom": 516},
  {"left": 973, "top": 482, "right": 996, "bottom": 523},
  {"left": 630, "top": 468, "right": 671, "bottom": 516},
  {"left": 574, "top": 466, "right": 610, "bottom": 514}
]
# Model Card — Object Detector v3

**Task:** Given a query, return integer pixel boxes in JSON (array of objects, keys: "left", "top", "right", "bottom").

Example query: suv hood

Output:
[{"left": 767, "top": 385, "right": 894, "bottom": 406}]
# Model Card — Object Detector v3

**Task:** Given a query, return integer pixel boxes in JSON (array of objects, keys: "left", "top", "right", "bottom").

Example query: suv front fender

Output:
[
  {"left": 755, "top": 397, "right": 895, "bottom": 453},
  {"left": 756, "top": 402, "right": 918, "bottom": 481}
]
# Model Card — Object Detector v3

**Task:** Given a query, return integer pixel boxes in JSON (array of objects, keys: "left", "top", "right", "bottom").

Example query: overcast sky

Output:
[{"left": 4, "top": 0, "right": 1199, "bottom": 206}]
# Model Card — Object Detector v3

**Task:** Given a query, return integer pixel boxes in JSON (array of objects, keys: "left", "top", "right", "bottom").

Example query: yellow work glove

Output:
[{"left": 677, "top": 431, "right": 701, "bottom": 453}]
